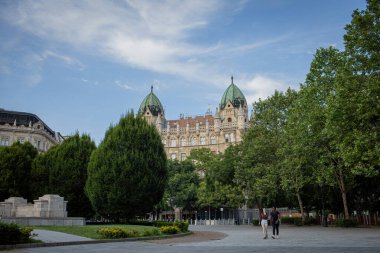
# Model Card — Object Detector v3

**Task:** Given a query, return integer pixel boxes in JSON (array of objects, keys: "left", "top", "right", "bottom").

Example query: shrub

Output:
[
  {"left": 159, "top": 225, "right": 180, "bottom": 234},
  {"left": 304, "top": 217, "right": 319, "bottom": 225},
  {"left": 126, "top": 229, "right": 140, "bottom": 237},
  {"left": 336, "top": 219, "right": 358, "bottom": 227},
  {"left": 96, "top": 227, "right": 143, "bottom": 239},
  {"left": 143, "top": 228, "right": 161, "bottom": 236},
  {"left": 174, "top": 221, "right": 189, "bottom": 232},
  {"left": 280, "top": 217, "right": 302, "bottom": 225},
  {"left": 128, "top": 220, "right": 154, "bottom": 226},
  {"left": 252, "top": 219, "right": 260, "bottom": 226},
  {"left": 153, "top": 220, "right": 173, "bottom": 227},
  {"left": 96, "top": 228, "right": 128, "bottom": 239},
  {"left": 294, "top": 219, "right": 303, "bottom": 226},
  {"left": 0, "top": 223, "right": 33, "bottom": 245}
]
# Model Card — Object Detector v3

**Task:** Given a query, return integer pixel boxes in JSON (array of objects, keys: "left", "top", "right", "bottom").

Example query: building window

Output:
[
  {"left": 181, "top": 153, "right": 186, "bottom": 161},
  {"left": 0, "top": 136, "right": 9, "bottom": 146},
  {"left": 170, "top": 153, "right": 177, "bottom": 160},
  {"left": 225, "top": 133, "right": 230, "bottom": 143},
  {"left": 190, "top": 137, "right": 197, "bottom": 146},
  {"left": 228, "top": 118, "right": 232, "bottom": 122},
  {"left": 170, "top": 138, "right": 177, "bottom": 147},
  {"left": 17, "top": 137, "right": 25, "bottom": 144},
  {"left": 180, "top": 137, "right": 187, "bottom": 147},
  {"left": 210, "top": 136, "right": 216, "bottom": 144},
  {"left": 162, "top": 139, "right": 167, "bottom": 145},
  {"left": 200, "top": 136, "right": 206, "bottom": 145}
]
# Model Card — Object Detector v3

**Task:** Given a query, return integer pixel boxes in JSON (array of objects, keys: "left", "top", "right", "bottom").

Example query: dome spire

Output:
[
  {"left": 220, "top": 76, "right": 247, "bottom": 110},
  {"left": 139, "top": 85, "right": 164, "bottom": 116}
]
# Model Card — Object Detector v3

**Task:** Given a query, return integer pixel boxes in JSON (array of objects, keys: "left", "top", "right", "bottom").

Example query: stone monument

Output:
[{"left": 0, "top": 194, "right": 84, "bottom": 226}]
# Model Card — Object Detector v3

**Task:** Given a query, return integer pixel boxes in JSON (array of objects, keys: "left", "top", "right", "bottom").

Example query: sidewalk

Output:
[
  {"left": 32, "top": 229, "right": 93, "bottom": 243},
  {"left": 3, "top": 225, "right": 379, "bottom": 253}
]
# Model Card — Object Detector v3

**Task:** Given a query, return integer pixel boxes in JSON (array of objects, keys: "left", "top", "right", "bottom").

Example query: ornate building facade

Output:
[
  {"left": 0, "top": 109, "right": 64, "bottom": 152},
  {"left": 139, "top": 77, "right": 250, "bottom": 160}
]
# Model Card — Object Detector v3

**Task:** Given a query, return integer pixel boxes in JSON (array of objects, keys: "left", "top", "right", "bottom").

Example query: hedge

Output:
[
  {"left": 96, "top": 227, "right": 139, "bottom": 239},
  {"left": 336, "top": 219, "right": 358, "bottom": 227},
  {"left": 159, "top": 226, "right": 180, "bottom": 234},
  {"left": 0, "top": 223, "right": 33, "bottom": 245}
]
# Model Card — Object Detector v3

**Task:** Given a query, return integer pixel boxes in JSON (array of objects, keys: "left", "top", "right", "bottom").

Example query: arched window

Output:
[
  {"left": 200, "top": 136, "right": 206, "bottom": 145},
  {"left": 191, "top": 136, "right": 197, "bottom": 146},
  {"left": 210, "top": 135, "right": 216, "bottom": 144},
  {"left": 170, "top": 138, "right": 177, "bottom": 147},
  {"left": 228, "top": 118, "right": 232, "bottom": 122},
  {"left": 180, "top": 137, "right": 187, "bottom": 146}
]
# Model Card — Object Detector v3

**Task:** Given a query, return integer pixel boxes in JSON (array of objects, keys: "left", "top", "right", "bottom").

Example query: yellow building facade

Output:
[{"left": 139, "top": 77, "right": 250, "bottom": 159}]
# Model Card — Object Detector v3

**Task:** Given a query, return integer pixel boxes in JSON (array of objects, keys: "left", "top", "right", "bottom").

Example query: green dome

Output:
[
  {"left": 139, "top": 86, "right": 164, "bottom": 116},
  {"left": 220, "top": 76, "right": 247, "bottom": 109}
]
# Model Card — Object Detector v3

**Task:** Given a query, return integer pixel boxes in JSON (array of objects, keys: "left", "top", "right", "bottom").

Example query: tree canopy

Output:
[
  {"left": 31, "top": 133, "right": 96, "bottom": 217},
  {"left": 85, "top": 112, "right": 167, "bottom": 221},
  {"left": 0, "top": 142, "right": 38, "bottom": 202}
]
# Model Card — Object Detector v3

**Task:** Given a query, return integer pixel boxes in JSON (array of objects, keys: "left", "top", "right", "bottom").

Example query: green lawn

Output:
[{"left": 33, "top": 224, "right": 158, "bottom": 239}]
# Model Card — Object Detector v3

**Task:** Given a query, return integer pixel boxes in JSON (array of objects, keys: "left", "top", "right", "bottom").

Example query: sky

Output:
[{"left": 0, "top": 0, "right": 367, "bottom": 144}]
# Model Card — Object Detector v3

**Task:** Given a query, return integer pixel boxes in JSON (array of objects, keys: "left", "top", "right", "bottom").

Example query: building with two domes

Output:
[{"left": 138, "top": 77, "right": 250, "bottom": 160}]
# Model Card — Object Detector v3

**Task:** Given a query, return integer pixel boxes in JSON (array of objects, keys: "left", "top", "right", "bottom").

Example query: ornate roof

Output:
[
  {"left": 138, "top": 86, "right": 164, "bottom": 116},
  {"left": 220, "top": 76, "right": 247, "bottom": 109},
  {"left": 0, "top": 109, "right": 56, "bottom": 138}
]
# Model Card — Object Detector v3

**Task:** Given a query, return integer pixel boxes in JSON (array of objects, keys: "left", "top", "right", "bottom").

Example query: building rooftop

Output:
[{"left": 0, "top": 109, "right": 56, "bottom": 138}]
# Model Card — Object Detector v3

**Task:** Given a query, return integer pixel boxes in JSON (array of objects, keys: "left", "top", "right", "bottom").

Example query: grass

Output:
[{"left": 33, "top": 224, "right": 158, "bottom": 239}]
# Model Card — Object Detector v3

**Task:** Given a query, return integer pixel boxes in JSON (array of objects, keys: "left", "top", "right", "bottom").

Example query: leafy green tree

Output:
[
  {"left": 344, "top": 0, "right": 380, "bottom": 74},
  {"left": 187, "top": 148, "right": 217, "bottom": 176},
  {"left": 208, "top": 145, "right": 244, "bottom": 208},
  {"left": 237, "top": 90, "right": 295, "bottom": 208},
  {"left": 85, "top": 112, "right": 167, "bottom": 221},
  {"left": 334, "top": 0, "right": 379, "bottom": 178},
  {"left": 166, "top": 160, "right": 199, "bottom": 210},
  {"left": 31, "top": 133, "right": 96, "bottom": 217},
  {"left": 323, "top": 0, "right": 379, "bottom": 217},
  {"left": 298, "top": 47, "right": 356, "bottom": 217},
  {"left": 0, "top": 142, "right": 38, "bottom": 201}
]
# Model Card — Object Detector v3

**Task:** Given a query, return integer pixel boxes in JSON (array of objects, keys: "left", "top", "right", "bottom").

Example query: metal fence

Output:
[{"left": 189, "top": 207, "right": 289, "bottom": 225}]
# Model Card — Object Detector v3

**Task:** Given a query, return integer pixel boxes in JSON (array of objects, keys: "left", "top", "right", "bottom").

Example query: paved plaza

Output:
[{"left": 6, "top": 225, "right": 380, "bottom": 253}]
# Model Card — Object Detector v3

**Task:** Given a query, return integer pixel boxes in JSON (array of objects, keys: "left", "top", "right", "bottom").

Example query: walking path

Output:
[
  {"left": 32, "top": 229, "right": 93, "bottom": 243},
  {"left": 4, "top": 225, "right": 380, "bottom": 253}
]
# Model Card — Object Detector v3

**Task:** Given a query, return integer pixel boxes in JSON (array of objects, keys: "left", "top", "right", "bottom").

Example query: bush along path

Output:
[
  {"left": 0, "top": 221, "right": 191, "bottom": 250},
  {"left": 0, "top": 223, "right": 37, "bottom": 245}
]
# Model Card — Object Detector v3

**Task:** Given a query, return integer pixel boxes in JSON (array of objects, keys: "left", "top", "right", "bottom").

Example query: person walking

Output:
[
  {"left": 270, "top": 206, "right": 281, "bottom": 239},
  {"left": 259, "top": 208, "right": 268, "bottom": 239}
]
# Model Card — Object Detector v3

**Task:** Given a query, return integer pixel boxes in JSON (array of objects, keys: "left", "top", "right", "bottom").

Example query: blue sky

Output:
[{"left": 0, "top": 0, "right": 366, "bottom": 144}]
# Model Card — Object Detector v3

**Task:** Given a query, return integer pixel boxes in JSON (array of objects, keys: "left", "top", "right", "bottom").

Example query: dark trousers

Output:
[{"left": 272, "top": 222, "right": 279, "bottom": 235}]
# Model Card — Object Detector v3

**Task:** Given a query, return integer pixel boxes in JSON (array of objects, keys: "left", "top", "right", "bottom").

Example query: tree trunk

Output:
[
  {"left": 336, "top": 168, "right": 349, "bottom": 218},
  {"left": 296, "top": 192, "right": 305, "bottom": 221}
]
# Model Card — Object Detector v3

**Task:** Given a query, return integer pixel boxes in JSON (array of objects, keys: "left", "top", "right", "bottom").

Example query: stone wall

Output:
[
  {"left": 0, "top": 194, "right": 67, "bottom": 218},
  {"left": 0, "top": 194, "right": 84, "bottom": 226},
  {"left": 0, "top": 217, "right": 85, "bottom": 226}
]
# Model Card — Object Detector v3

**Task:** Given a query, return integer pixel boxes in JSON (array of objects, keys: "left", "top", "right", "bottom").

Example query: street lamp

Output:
[{"left": 220, "top": 208, "right": 224, "bottom": 225}]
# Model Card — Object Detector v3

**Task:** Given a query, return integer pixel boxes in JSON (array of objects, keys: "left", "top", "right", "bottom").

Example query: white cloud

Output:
[
  {"left": 0, "top": 0, "right": 287, "bottom": 86},
  {"left": 115, "top": 80, "right": 133, "bottom": 90},
  {"left": 239, "top": 75, "right": 289, "bottom": 105},
  {"left": 27, "top": 73, "right": 42, "bottom": 86},
  {"left": 41, "top": 50, "right": 84, "bottom": 67}
]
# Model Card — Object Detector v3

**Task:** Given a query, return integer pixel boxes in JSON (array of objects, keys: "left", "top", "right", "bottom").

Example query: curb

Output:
[{"left": 0, "top": 231, "right": 192, "bottom": 250}]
